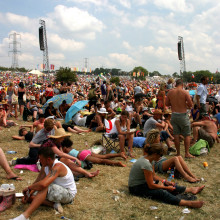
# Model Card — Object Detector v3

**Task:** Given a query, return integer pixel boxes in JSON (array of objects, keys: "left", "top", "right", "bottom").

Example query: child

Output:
[{"left": 61, "top": 137, "right": 126, "bottom": 167}]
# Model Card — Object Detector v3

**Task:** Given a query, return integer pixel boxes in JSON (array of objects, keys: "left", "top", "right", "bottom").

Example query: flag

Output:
[
  {"left": 133, "top": 72, "right": 136, "bottom": 77},
  {"left": 50, "top": 64, "right": 55, "bottom": 70},
  {"left": 137, "top": 72, "right": 140, "bottom": 77},
  {"left": 192, "top": 74, "right": 194, "bottom": 78}
]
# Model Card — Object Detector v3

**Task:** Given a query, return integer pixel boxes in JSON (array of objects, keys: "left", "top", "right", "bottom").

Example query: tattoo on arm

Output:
[{"left": 49, "top": 169, "right": 57, "bottom": 177}]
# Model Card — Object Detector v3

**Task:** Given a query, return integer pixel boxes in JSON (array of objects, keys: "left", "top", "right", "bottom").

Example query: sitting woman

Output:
[
  {"left": 145, "top": 129, "right": 200, "bottom": 183},
  {"left": 44, "top": 101, "right": 61, "bottom": 119},
  {"left": 0, "top": 105, "right": 16, "bottom": 128},
  {"left": 128, "top": 143, "right": 205, "bottom": 208},
  {"left": 26, "top": 96, "right": 43, "bottom": 121},
  {"left": 61, "top": 137, "right": 126, "bottom": 167},
  {"left": 191, "top": 104, "right": 200, "bottom": 121},
  {"left": 114, "top": 110, "right": 135, "bottom": 157}
]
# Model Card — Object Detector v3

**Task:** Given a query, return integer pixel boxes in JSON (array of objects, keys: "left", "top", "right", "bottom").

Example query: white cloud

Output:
[
  {"left": 109, "top": 53, "right": 137, "bottom": 67},
  {"left": 122, "top": 15, "right": 148, "bottom": 28},
  {"left": 122, "top": 41, "right": 132, "bottom": 50},
  {"left": 51, "top": 5, "right": 105, "bottom": 34},
  {"left": 154, "top": 0, "right": 194, "bottom": 13},
  {"left": 49, "top": 34, "right": 85, "bottom": 51},
  {"left": 67, "top": 0, "right": 107, "bottom": 6},
  {"left": 50, "top": 53, "right": 65, "bottom": 60},
  {"left": 110, "top": 30, "right": 121, "bottom": 38},
  {"left": 118, "top": 0, "right": 131, "bottom": 8}
]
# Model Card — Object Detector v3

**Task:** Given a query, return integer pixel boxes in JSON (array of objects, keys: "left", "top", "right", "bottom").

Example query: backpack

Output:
[
  {"left": 189, "top": 139, "right": 210, "bottom": 156},
  {"left": 88, "top": 89, "right": 96, "bottom": 100}
]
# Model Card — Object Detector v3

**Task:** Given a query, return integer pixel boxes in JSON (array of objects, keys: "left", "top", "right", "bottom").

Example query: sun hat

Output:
[
  {"left": 152, "top": 109, "right": 163, "bottom": 115},
  {"left": 48, "top": 128, "right": 72, "bottom": 139},
  {"left": 97, "top": 108, "right": 108, "bottom": 114},
  {"left": 164, "top": 109, "right": 172, "bottom": 115}
]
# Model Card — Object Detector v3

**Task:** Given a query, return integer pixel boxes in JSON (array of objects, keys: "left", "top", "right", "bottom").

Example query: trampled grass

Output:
[{"left": 0, "top": 119, "right": 219, "bottom": 220}]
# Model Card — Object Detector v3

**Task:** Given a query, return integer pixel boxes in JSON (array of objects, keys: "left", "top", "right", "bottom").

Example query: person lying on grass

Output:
[
  {"left": 42, "top": 128, "right": 100, "bottom": 178},
  {"left": 61, "top": 137, "right": 126, "bottom": 167},
  {"left": 128, "top": 143, "right": 205, "bottom": 208},
  {"left": 145, "top": 129, "right": 200, "bottom": 183},
  {"left": 12, "top": 147, "right": 77, "bottom": 220}
]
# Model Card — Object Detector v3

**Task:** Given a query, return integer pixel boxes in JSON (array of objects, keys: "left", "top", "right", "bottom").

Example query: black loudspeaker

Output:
[
  {"left": 39, "top": 26, "right": 44, "bottom": 51},
  {"left": 178, "top": 42, "right": 182, "bottom": 60}
]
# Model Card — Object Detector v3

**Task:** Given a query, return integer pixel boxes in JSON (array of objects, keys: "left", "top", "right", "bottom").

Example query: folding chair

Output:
[
  {"left": 102, "top": 133, "right": 120, "bottom": 153},
  {"left": 102, "top": 118, "right": 127, "bottom": 153}
]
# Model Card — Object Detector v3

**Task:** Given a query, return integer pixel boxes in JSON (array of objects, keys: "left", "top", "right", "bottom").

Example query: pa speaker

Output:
[
  {"left": 178, "top": 42, "right": 182, "bottom": 60},
  {"left": 39, "top": 26, "right": 44, "bottom": 51}
]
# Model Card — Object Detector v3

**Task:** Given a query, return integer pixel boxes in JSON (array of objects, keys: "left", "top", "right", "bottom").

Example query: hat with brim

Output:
[
  {"left": 48, "top": 128, "right": 71, "bottom": 139},
  {"left": 152, "top": 109, "right": 163, "bottom": 115},
  {"left": 164, "top": 109, "right": 172, "bottom": 115},
  {"left": 97, "top": 108, "right": 108, "bottom": 114}
]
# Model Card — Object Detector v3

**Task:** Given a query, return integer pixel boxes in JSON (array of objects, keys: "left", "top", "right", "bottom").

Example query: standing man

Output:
[
  {"left": 166, "top": 79, "right": 194, "bottom": 158},
  {"left": 12, "top": 147, "right": 77, "bottom": 220},
  {"left": 196, "top": 76, "right": 209, "bottom": 117}
]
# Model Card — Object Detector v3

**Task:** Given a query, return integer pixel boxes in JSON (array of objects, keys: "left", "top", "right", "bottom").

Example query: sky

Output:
[{"left": 0, "top": 0, "right": 219, "bottom": 75}]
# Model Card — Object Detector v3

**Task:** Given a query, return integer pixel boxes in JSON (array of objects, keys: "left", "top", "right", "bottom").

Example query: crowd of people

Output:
[{"left": 0, "top": 71, "right": 219, "bottom": 219}]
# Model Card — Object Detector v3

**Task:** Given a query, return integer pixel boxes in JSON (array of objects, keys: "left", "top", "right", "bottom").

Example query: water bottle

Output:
[
  {"left": 7, "top": 151, "right": 17, "bottom": 154},
  {"left": 167, "top": 168, "right": 175, "bottom": 182}
]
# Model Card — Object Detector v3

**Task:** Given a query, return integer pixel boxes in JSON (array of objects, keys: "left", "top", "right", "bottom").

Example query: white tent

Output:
[{"left": 28, "top": 70, "right": 44, "bottom": 76}]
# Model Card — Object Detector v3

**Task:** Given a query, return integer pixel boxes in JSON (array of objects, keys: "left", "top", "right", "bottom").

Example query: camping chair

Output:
[{"left": 102, "top": 118, "right": 127, "bottom": 153}]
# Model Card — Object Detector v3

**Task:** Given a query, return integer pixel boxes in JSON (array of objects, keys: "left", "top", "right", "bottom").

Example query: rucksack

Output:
[
  {"left": 88, "top": 89, "right": 96, "bottom": 100},
  {"left": 189, "top": 139, "right": 210, "bottom": 156}
]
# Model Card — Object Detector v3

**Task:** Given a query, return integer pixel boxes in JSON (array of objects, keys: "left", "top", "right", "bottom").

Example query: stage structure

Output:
[
  {"left": 177, "top": 36, "right": 186, "bottom": 76},
  {"left": 39, "top": 19, "right": 49, "bottom": 73},
  {"left": 9, "top": 32, "right": 21, "bottom": 69}
]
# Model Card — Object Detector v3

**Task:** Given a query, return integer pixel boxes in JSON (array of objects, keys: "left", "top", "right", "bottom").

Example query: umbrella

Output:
[
  {"left": 65, "top": 100, "right": 89, "bottom": 123},
  {"left": 42, "top": 93, "right": 74, "bottom": 113},
  {"left": 189, "top": 90, "right": 196, "bottom": 96}
]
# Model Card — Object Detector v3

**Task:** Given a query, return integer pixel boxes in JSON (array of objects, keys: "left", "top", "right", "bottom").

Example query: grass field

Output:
[{"left": 0, "top": 119, "right": 220, "bottom": 220}]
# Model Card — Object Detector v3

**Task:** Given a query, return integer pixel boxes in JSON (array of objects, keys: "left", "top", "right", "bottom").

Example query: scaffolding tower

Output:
[
  {"left": 9, "top": 32, "right": 21, "bottom": 69},
  {"left": 39, "top": 19, "right": 49, "bottom": 73},
  {"left": 177, "top": 36, "right": 186, "bottom": 76}
]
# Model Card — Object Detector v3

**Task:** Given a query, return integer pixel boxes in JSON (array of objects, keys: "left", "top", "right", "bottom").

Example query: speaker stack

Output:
[
  {"left": 178, "top": 42, "right": 182, "bottom": 60},
  {"left": 39, "top": 26, "right": 44, "bottom": 51}
]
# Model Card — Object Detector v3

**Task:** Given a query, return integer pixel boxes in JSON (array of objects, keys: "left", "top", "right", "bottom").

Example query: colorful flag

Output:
[
  {"left": 133, "top": 72, "right": 136, "bottom": 77},
  {"left": 137, "top": 72, "right": 140, "bottom": 77}
]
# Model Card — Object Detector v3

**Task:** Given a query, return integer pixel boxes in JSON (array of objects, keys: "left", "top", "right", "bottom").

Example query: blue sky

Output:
[{"left": 0, "top": 0, "right": 219, "bottom": 75}]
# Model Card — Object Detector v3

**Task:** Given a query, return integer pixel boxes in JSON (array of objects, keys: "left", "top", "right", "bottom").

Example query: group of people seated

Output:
[{"left": 1, "top": 78, "right": 219, "bottom": 219}]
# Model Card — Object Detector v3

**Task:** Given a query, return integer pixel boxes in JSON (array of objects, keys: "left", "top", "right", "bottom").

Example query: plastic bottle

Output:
[
  {"left": 85, "top": 140, "right": 88, "bottom": 149},
  {"left": 167, "top": 168, "right": 175, "bottom": 182},
  {"left": 1, "top": 184, "right": 10, "bottom": 190},
  {"left": 6, "top": 151, "right": 17, "bottom": 154}
]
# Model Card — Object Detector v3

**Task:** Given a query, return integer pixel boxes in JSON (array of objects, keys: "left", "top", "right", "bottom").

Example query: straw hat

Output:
[
  {"left": 97, "top": 108, "right": 108, "bottom": 114},
  {"left": 152, "top": 109, "right": 163, "bottom": 115},
  {"left": 48, "top": 128, "right": 71, "bottom": 139},
  {"left": 164, "top": 109, "right": 172, "bottom": 115}
]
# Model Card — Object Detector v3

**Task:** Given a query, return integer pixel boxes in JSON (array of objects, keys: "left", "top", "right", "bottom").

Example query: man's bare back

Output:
[
  {"left": 166, "top": 88, "right": 192, "bottom": 113},
  {"left": 201, "top": 120, "right": 217, "bottom": 140}
]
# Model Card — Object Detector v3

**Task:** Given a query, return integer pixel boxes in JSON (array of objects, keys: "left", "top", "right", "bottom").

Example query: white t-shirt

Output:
[{"left": 197, "top": 84, "right": 208, "bottom": 104}]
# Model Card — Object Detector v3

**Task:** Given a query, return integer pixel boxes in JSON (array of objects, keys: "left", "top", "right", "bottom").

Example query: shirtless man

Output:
[
  {"left": 191, "top": 115, "right": 219, "bottom": 148},
  {"left": 166, "top": 79, "right": 194, "bottom": 158}
]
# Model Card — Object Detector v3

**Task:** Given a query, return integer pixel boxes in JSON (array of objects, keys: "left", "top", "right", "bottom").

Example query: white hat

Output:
[{"left": 97, "top": 108, "right": 108, "bottom": 114}]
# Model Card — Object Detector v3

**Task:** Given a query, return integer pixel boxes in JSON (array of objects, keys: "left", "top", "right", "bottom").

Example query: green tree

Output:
[
  {"left": 149, "top": 71, "right": 161, "bottom": 77},
  {"left": 172, "top": 72, "right": 179, "bottom": 78},
  {"left": 131, "top": 66, "right": 148, "bottom": 80},
  {"left": 55, "top": 67, "right": 77, "bottom": 83},
  {"left": 110, "top": 76, "right": 120, "bottom": 85}
]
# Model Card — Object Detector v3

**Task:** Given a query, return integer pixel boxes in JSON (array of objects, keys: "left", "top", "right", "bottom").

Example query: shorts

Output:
[
  {"left": 198, "top": 128, "right": 215, "bottom": 148},
  {"left": 62, "top": 124, "right": 74, "bottom": 132},
  {"left": 160, "top": 131, "right": 170, "bottom": 142},
  {"left": 91, "top": 127, "right": 97, "bottom": 132},
  {"left": 79, "top": 149, "right": 92, "bottom": 161},
  {"left": 154, "top": 158, "right": 167, "bottom": 173},
  {"left": 171, "top": 113, "right": 191, "bottom": 137},
  {"left": 199, "top": 103, "right": 207, "bottom": 116},
  {"left": 47, "top": 184, "right": 74, "bottom": 204}
]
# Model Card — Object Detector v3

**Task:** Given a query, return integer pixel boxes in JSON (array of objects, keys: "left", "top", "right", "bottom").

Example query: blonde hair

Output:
[{"left": 145, "top": 129, "right": 160, "bottom": 145}]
